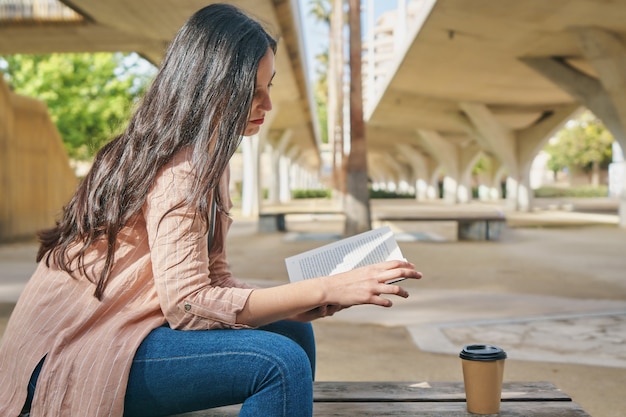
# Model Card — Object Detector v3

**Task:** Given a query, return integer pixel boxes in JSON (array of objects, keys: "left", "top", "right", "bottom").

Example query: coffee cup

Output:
[{"left": 459, "top": 344, "right": 507, "bottom": 414}]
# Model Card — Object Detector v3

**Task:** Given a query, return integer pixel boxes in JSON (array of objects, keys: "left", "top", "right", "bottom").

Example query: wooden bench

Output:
[
  {"left": 258, "top": 211, "right": 344, "bottom": 233},
  {"left": 375, "top": 213, "right": 506, "bottom": 241},
  {"left": 170, "top": 381, "right": 591, "bottom": 416}
]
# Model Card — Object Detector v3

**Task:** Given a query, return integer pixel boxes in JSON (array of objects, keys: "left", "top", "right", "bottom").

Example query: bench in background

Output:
[
  {"left": 375, "top": 213, "right": 507, "bottom": 241},
  {"left": 258, "top": 211, "right": 344, "bottom": 233}
]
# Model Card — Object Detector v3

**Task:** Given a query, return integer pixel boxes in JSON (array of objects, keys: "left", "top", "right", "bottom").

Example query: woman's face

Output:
[{"left": 244, "top": 48, "right": 275, "bottom": 136}]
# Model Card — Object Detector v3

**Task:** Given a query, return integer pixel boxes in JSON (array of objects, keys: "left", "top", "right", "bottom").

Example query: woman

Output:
[{"left": 0, "top": 4, "right": 421, "bottom": 417}]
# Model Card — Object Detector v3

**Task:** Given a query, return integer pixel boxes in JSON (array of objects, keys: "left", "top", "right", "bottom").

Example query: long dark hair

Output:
[{"left": 37, "top": 4, "right": 277, "bottom": 300}]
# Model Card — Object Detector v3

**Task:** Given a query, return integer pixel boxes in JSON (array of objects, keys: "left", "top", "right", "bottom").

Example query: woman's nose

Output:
[{"left": 259, "top": 91, "right": 272, "bottom": 112}]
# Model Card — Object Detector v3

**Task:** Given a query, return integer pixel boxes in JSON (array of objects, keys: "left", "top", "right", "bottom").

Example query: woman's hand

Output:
[
  {"left": 287, "top": 304, "right": 344, "bottom": 322},
  {"left": 318, "top": 260, "right": 422, "bottom": 308},
  {"left": 237, "top": 260, "right": 421, "bottom": 328}
]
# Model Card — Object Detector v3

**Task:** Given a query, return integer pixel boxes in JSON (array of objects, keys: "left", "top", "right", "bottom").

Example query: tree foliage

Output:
[
  {"left": 544, "top": 111, "right": 614, "bottom": 174},
  {"left": 308, "top": 0, "right": 331, "bottom": 26},
  {"left": 308, "top": 0, "right": 331, "bottom": 144},
  {"left": 313, "top": 49, "right": 329, "bottom": 144},
  {"left": 1, "top": 53, "right": 154, "bottom": 160}
]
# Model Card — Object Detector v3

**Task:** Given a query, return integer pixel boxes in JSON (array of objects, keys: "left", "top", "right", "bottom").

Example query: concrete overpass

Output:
[
  {"left": 364, "top": 0, "right": 626, "bottom": 226},
  {"left": 3, "top": 0, "right": 626, "bottom": 227},
  {"left": 0, "top": 0, "right": 321, "bottom": 218}
]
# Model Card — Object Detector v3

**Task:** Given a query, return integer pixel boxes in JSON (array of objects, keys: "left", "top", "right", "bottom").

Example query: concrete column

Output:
[
  {"left": 459, "top": 102, "right": 518, "bottom": 176},
  {"left": 488, "top": 159, "right": 505, "bottom": 200},
  {"left": 572, "top": 27, "right": 626, "bottom": 226},
  {"left": 505, "top": 176, "right": 519, "bottom": 210},
  {"left": 520, "top": 53, "right": 626, "bottom": 147},
  {"left": 240, "top": 135, "right": 260, "bottom": 217},
  {"left": 522, "top": 46, "right": 626, "bottom": 223},
  {"left": 416, "top": 129, "right": 460, "bottom": 202},
  {"left": 279, "top": 154, "right": 292, "bottom": 203},
  {"left": 396, "top": 143, "right": 437, "bottom": 201},
  {"left": 458, "top": 143, "right": 482, "bottom": 203},
  {"left": 517, "top": 104, "right": 582, "bottom": 173},
  {"left": 460, "top": 102, "right": 576, "bottom": 211},
  {"left": 442, "top": 176, "right": 458, "bottom": 203},
  {"left": 267, "top": 129, "right": 292, "bottom": 204}
]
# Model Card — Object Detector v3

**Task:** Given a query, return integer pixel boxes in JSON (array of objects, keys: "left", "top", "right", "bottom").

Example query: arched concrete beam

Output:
[
  {"left": 570, "top": 26, "right": 626, "bottom": 147},
  {"left": 520, "top": 55, "right": 626, "bottom": 145},
  {"left": 459, "top": 102, "right": 518, "bottom": 177},
  {"left": 416, "top": 129, "right": 464, "bottom": 202},
  {"left": 395, "top": 144, "right": 439, "bottom": 200},
  {"left": 517, "top": 104, "right": 582, "bottom": 174},
  {"left": 416, "top": 129, "right": 459, "bottom": 178}
]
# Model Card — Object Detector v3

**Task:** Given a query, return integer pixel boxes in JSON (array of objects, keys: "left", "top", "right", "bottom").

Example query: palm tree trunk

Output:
[
  {"left": 329, "top": 0, "right": 345, "bottom": 199},
  {"left": 344, "top": 0, "right": 371, "bottom": 235}
]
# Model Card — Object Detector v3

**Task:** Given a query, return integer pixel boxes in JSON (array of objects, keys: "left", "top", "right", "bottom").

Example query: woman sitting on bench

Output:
[{"left": 0, "top": 4, "right": 422, "bottom": 417}]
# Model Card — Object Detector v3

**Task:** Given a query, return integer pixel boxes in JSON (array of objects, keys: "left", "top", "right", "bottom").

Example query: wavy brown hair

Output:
[{"left": 37, "top": 4, "right": 277, "bottom": 300}]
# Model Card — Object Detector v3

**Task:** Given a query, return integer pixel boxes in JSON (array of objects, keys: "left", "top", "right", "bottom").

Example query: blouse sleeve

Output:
[
  {"left": 143, "top": 148, "right": 254, "bottom": 330},
  {"left": 206, "top": 164, "right": 257, "bottom": 290}
]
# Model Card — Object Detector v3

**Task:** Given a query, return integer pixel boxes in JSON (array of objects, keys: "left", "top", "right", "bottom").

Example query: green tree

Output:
[
  {"left": 309, "top": 0, "right": 331, "bottom": 26},
  {"left": 1, "top": 53, "right": 154, "bottom": 160},
  {"left": 313, "top": 49, "right": 329, "bottom": 144},
  {"left": 544, "top": 111, "right": 613, "bottom": 185}
]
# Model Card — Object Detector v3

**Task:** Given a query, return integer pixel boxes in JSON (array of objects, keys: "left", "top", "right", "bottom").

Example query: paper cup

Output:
[{"left": 460, "top": 344, "right": 507, "bottom": 414}]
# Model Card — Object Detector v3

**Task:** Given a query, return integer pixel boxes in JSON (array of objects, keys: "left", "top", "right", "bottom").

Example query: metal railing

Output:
[{"left": 0, "top": 0, "right": 83, "bottom": 22}]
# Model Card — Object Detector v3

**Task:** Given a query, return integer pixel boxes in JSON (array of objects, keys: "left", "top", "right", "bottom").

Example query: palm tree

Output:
[
  {"left": 309, "top": 0, "right": 346, "bottom": 200},
  {"left": 329, "top": 0, "right": 346, "bottom": 200},
  {"left": 344, "top": 0, "right": 371, "bottom": 235}
]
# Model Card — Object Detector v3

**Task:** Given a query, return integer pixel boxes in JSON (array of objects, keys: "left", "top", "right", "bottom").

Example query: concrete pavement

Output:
[{"left": 1, "top": 198, "right": 625, "bottom": 417}]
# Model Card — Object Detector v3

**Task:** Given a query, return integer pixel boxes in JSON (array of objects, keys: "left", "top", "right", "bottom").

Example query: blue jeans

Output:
[{"left": 27, "top": 321, "right": 315, "bottom": 417}]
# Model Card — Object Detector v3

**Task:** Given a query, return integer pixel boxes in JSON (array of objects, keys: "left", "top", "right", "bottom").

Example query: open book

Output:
[{"left": 285, "top": 226, "right": 405, "bottom": 283}]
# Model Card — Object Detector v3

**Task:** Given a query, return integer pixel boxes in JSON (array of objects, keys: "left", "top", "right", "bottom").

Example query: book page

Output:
[{"left": 285, "top": 226, "right": 404, "bottom": 282}]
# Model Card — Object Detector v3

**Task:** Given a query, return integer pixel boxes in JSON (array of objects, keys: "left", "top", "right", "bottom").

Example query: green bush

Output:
[
  {"left": 291, "top": 189, "right": 331, "bottom": 199},
  {"left": 369, "top": 189, "right": 415, "bottom": 199},
  {"left": 534, "top": 186, "right": 608, "bottom": 198}
]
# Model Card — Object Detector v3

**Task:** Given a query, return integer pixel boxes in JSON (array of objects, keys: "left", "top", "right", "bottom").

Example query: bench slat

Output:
[
  {"left": 313, "top": 381, "right": 571, "bottom": 402},
  {"left": 312, "top": 401, "right": 590, "bottom": 416}
]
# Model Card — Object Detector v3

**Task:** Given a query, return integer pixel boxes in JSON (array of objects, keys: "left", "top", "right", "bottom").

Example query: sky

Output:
[{"left": 298, "top": 0, "right": 398, "bottom": 82}]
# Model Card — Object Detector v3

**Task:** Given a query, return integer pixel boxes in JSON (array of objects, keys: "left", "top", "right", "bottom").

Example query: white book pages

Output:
[{"left": 285, "top": 226, "right": 404, "bottom": 282}]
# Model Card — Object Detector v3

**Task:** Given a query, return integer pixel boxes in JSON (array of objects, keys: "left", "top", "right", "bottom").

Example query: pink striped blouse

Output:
[{"left": 0, "top": 148, "right": 254, "bottom": 416}]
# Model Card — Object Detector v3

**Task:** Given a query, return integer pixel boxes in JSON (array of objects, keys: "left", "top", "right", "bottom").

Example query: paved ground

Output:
[{"left": 1, "top": 198, "right": 625, "bottom": 417}]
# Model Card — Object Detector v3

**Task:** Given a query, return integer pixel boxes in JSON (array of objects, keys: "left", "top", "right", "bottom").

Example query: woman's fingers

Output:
[
  {"left": 366, "top": 261, "right": 422, "bottom": 284},
  {"left": 320, "top": 260, "right": 423, "bottom": 308}
]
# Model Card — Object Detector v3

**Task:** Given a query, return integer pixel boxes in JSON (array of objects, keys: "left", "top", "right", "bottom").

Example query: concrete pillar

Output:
[
  {"left": 460, "top": 102, "right": 578, "bottom": 211},
  {"left": 459, "top": 102, "right": 518, "bottom": 177},
  {"left": 458, "top": 143, "right": 482, "bottom": 203},
  {"left": 505, "top": 176, "right": 519, "bottom": 210},
  {"left": 442, "top": 176, "right": 458, "bottom": 203},
  {"left": 572, "top": 27, "right": 626, "bottom": 226},
  {"left": 488, "top": 159, "right": 505, "bottom": 200},
  {"left": 522, "top": 42, "right": 626, "bottom": 223},
  {"left": 240, "top": 135, "right": 260, "bottom": 217},
  {"left": 267, "top": 129, "right": 292, "bottom": 204},
  {"left": 396, "top": 143, "right": 438, "bottom": 201},
  {"left": 416, "top": 129, "right": 460, "bottom": 202},
  {"left": 415, "top": 179, "right": 428, "bottom": 200},
  {"left": 279, "top": 154, "right": 292, "bottom": 203}
]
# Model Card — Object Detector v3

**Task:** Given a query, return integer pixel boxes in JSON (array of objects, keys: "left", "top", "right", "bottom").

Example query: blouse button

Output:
[{"left": 184, "top": 303, "right": 191, "bottom": 312}]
